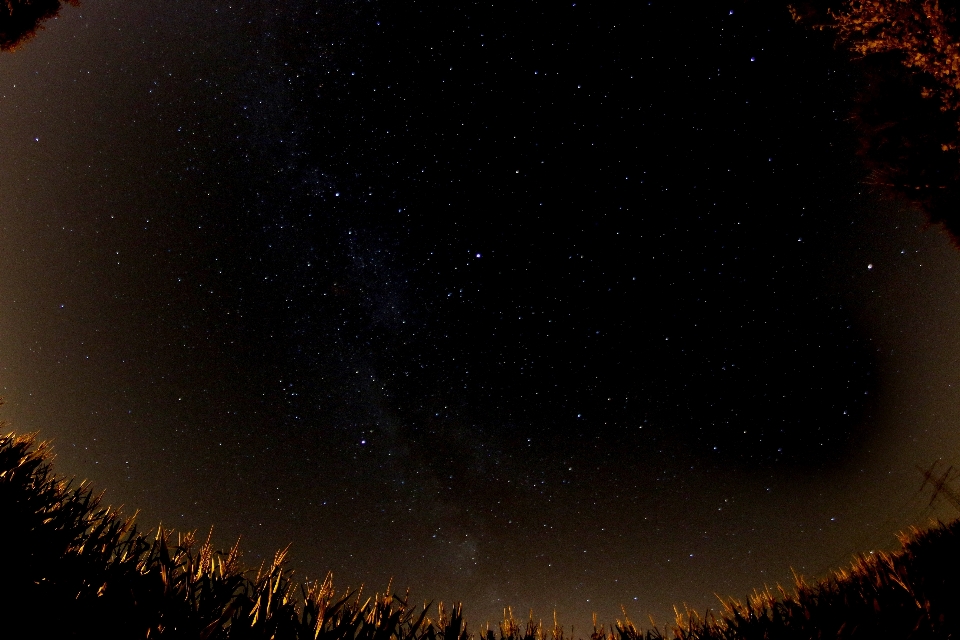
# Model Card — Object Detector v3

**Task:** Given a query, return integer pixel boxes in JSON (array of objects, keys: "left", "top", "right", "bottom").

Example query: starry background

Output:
[{"left": 4, "top": 0, "right": 960, "bottom": 630}]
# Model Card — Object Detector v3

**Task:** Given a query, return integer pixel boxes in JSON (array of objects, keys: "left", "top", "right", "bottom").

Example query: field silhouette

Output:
[{"left": 3, "top": 427, "right": 960, "bottom": 639}]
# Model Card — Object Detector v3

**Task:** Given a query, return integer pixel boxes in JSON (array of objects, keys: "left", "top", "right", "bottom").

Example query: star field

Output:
[{"left": 4, "top": 0, "right": 960, "bottom": 630}]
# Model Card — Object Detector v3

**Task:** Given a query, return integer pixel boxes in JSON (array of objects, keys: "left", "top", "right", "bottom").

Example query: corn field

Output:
[{"left": 3, "top": 429, "right": 960, "bottom": 638}]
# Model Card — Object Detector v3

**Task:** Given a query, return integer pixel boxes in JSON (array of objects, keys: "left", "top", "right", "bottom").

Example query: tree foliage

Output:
[
  {"left": 791, "top": 0, "right": 960, "bottom": 241},
  {"left": 0, "top": 0, "right": 78, "bottom": 52}
]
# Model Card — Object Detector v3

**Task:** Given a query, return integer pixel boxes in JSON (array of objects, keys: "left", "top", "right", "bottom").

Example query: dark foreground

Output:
[{"left": 3, "top": 429, "right": 959, "bottom": 639}]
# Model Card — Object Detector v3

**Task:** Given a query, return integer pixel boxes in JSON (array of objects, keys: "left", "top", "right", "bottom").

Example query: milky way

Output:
[{"left": 3, "top": 0, "right": 960, "bottom": 629}]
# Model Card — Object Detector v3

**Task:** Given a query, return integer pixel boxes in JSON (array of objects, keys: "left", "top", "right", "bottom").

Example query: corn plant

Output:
[{"left": 4, "top": 423, "right": 960, "bottom": 639}]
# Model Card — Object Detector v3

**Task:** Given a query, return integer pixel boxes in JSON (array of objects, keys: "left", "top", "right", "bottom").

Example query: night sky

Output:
[{"left": 4, "top": 0, "right": 960, "bottom": 630}]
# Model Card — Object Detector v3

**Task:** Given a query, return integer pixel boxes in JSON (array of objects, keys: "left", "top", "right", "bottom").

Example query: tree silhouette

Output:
[
  {"left": 791, "top": 0, "right": 960, "bottom": 241},
  {"left": 0, "top": 0, "right": 78, "bottom": 52}
]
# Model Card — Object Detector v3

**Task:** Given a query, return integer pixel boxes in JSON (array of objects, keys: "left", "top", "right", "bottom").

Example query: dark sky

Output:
[{"left": 3, "top": 0, "right": 960, "bottom": 630}]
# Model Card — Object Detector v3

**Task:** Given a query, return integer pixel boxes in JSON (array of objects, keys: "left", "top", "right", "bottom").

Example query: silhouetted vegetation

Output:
[
  {"left": 790, "top": 0, "right": 960, "bottom": 242},
  {"left": 0, "top": 0, "right": 78, "bottom": 52},
  {"left": 4, "top": 424, "right": 960, "bottom": 637}
]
